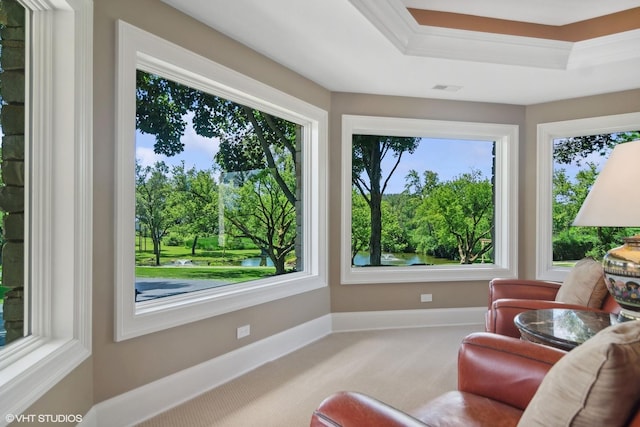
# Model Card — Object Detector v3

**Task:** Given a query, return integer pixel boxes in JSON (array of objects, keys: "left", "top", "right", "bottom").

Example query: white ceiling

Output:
[{"left": 163, "top": 0, "right": 640, "bottom": 105}]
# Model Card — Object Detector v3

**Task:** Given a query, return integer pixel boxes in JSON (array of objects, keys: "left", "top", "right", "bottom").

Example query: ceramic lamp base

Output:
[{"left": 603, "top": 235, "right": 640, "bottom": 320}]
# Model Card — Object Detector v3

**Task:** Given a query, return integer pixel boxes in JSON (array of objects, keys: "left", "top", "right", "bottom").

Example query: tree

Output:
[
  {"left": 136, "top": 161, "right": 176, "bottom": 266},
  {"left": 136, "top": 71, "right": 299, "bottom": 205},
  {"left": 554, "top": 131, "right": 640, "bottom": 166},
  {"left": 551, "top": 131, "right": 640, "bottom": 261},
  {"left": 418, "top": 170, "right": 494, "bottom": 264},
  {"left": 352, "top": 135, "right": 419, "bottom": 265},
  {"left": 136, "top": 70, "right": 302, "bottom": 272},
  {"left": 223, "top": 159, "right": 296, "bottom": 275},
  {"left": 170, "top": 162, "right": 218, "bottom": 255},
  {"left": 351, "top": 191, "right": 370, "bottom": 264},
  {"left": 552, "top": 162, "right": 626, "bottom": 260}
]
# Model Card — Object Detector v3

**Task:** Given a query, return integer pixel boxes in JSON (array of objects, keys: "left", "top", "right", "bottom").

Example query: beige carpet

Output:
[{"left": 136, "top": 324, "right": 482, "bottom": 427}]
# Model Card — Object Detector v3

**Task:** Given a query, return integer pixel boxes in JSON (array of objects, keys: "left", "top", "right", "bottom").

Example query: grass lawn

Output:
[
  {"left": 136, "top": 238, "right": 262, "bottom": 267},
  {"left": 135, "top": 266, "right": 274, "bottom": 282},
  {"left": 135, "top": 237, "right": 282, "bottom": 282}
]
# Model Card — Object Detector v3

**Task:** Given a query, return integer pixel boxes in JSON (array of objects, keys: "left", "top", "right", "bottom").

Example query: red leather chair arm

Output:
[
  {"left": 487, "top": 298, "right": 607, "bottom": 337},
  {"left": 457, "top": 332, "right": 566, "bottom": 410},
  {"left": 488, "top": 278, "right": 560, "bottom": 305},
  {"left": 310, "top": 391, "right": 426, "bottom": 427}
]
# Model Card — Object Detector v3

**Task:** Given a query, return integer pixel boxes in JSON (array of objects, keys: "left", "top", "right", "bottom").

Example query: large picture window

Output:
[
  {"left": 134, "top": 71, "right": 303, "bottom": 302},
  {"left": 341, "top": 115, "right": 518, "bottom": 284},
  {"left": 116, "top": 22, "right": 327, "bottom": 341},
  {"left": 537, "top": 112, "right": 640, "bottom": 280}
]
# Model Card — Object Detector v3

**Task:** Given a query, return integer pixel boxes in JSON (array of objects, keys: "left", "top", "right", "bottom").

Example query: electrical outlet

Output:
[
  {"left": 237, "top": 324, "right": 251, "bottom": 339},
  {"left": 420, "top": 293, "right": 433, "bottom": 303}
]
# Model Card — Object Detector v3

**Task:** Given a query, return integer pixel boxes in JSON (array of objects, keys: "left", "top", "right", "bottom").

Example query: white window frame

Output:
[
  {"left": 115, "top": 22, "right": 328, "bottom": 341},
  {"left": 0, "top": 0, "right": 92, "bottom": 422},
  {"left": 341, "top": 115, "right": 518, "bottom": 284},
  {"left": 536, "top": 112, "right": 640, "bottom": 281}
]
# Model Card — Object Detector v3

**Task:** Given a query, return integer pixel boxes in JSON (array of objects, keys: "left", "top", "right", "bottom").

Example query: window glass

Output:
[
  {"left": 0, "top": 0, "right": 26, "bottom": 348},
  {"left": 351, "top": 136, "right": 495, "bottom": 267},
  {"left": 536, "top": 114, "right": 640, "bottom": 281},
  {"left": 135, "top": 71, "right": 303, "bottom": 302},
  {"left": 341, "top": 115, "right": 518, "bottom": 284},
  {"left": 552, "top": 131, "right": 640, "bottom": 265}
]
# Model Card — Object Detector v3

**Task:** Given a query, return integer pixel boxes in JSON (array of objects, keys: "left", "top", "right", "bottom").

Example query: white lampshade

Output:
[{"left": 573, "top": 140, "right": 640, "bottom": 227}]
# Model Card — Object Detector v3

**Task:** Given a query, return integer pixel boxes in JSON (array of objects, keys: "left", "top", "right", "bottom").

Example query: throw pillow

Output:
[
  {"left": 555, "top": 257, "right": 608, "bottom": 308},
  {"left": 517, "top": 320, "right": 640, "bottom": 427}
]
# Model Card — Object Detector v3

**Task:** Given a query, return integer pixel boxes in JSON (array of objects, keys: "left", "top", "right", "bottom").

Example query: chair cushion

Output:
[
  {"left": 517, "top": 320, "right": 640, "bottom": 427},
  {"left": 555, "top": 257, "right": 608, "bottom": 308},
  {"left": 412, "top": 391, "right": 522, "bottom": 427}
]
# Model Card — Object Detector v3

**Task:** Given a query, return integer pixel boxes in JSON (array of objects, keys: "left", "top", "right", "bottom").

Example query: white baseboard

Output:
[
  {"left": 86, "top": 314, "right": 332, "bottom": 427},
  {"left": 332, "top": 306, "right": 485, "bottom": 332},
  {"left": 83, "top": 308, "right": 485, "bottom": 427}
]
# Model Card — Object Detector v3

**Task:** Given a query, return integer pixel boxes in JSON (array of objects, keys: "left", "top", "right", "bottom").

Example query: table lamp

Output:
[{"left": 573, "top": 140, "right": 640, "bottom": 321}]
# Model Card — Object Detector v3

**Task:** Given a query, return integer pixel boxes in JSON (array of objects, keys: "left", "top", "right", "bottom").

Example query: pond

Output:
[
  {"left": 241, "top": 256, "right": 275, "bottom": 267},
  {"left": 352, "top": 252, "right": 453, "bottom": 267}
]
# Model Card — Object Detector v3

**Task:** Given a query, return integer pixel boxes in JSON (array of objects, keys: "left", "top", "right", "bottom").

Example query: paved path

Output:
[{"left": 135, "top": 278, "right": 231, "bottom": 302}]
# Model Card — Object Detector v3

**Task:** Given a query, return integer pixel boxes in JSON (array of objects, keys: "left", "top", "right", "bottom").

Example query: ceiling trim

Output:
[
  {"left": 349, "top": 0, "right": 640, "bottom": 69},
  {"left": 407, "top": 7, "right": 640, "bottom": 42}
]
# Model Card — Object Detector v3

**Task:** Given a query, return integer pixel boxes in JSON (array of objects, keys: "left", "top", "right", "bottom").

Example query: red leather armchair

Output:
[
  {"left": 485, "top": 278, "right": 621, "bottom": 338},
  {"left": 311, "top": 333, "right": 561, "bottom": 427},
  {"left": 310, "top": 332, "right": 640, "bottom": 427}
]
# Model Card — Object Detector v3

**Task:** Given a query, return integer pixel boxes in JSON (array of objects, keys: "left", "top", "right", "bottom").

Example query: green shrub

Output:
[
  {"left": 552, "top": 230, "right": 597, "bottom": 261},
  {"left": 165, "top": 234, "right": 184, "bottom": 246}
]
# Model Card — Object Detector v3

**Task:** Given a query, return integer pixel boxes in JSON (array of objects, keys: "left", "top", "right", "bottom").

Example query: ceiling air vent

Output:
[{"left": 432, "top": 84, "right": 462, "bottom": 92}]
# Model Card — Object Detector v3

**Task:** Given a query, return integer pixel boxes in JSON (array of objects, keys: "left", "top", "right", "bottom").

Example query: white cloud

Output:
[
  {"left": 182, "top": 116, "right": 220, "bottom": 166},
  {"left": 136, "top": 145, "right": 163, "bottom": 169}
]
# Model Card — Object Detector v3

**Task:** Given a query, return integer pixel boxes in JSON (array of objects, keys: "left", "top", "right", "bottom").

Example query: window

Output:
[
  {"left": 0, "top": 0, "right": 92, "bottom": 418},
  {"left": 536, "top": 112, "right": 640, "bottom": 281},
  {"left": 341, "top": 115, "right": 518, "bottom": 284},
  {"left": 116, "top": 22, "right": 327, "bottom": 341},
  {"left": 134, "top": 71, "right": 303, "bottom": 302}
]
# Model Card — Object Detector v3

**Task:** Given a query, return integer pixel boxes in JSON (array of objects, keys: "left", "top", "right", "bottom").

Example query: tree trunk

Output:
[
  {"left": 369, "top": 193, "right": 382, "bottom": 265},
  {"left": 191, "top": 235, "right": 198, "bottom": 256},
  {"left": 153, "top": 237, "right": 161, "bottom": 266},
  {"left": 368, "top": 143, "right": 383, "bottom": 265},
  {"left": 274, "top": 255, "right": 286, "bottom": 275}
]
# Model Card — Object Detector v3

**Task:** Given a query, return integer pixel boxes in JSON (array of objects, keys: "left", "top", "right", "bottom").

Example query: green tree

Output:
[
  {"left": 171, "top": 162, "right": 218, "bottom": 255},
  {"left": 380, "top": 200, "right": 408, "bottom": 253},
  {"left": 136, "top": 70, "right": 302, "bottom": 269},
  {"left": 352, "top": 135, "right": 419, "bottom": 265},
  {"left": 224, "top": 159, "right": 296, "bottom": 275},
  {"left": 136, "top": 70, "right": 299, "bottom": 205},
  {"left": 554, "top": 131, "right": 640, "bottom": 166},
  {"left": 418, "top": 170, "right": 493, "bottom": 264},
  {"left": 552, "top": 162, "right": 626, "bottom": 261},
  {"left": 136, "top": 161, "right": 176, "bottom": 266},
  {"left": 351, "top": 191, "right": 370, "bottom": 264}
]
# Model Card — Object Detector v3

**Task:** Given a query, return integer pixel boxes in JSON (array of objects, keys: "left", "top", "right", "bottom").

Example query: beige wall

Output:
[
  {"left": 19, "top": 0, "right": 640, "bottom": 422},
  {"left": 89, "top": 0, "right": 332, "bottom": 403}
]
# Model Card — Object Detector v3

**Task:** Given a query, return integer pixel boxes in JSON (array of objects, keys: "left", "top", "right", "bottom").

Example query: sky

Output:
[
  {"left": 136, "top": 113, "right": 220, "bottom": 172},
  {"left": 136, "top": 119, "right": 610, "bottom": 195},
  {"left": 136, "top": 119, "right": 495, "bottom": 194},
  {"left": 379, "top": 138, "right": 494, "bottom": 193}
]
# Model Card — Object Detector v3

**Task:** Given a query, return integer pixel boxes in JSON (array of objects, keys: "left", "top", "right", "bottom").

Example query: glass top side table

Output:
[{"left": 514, "top": 308, "right": 615, "bottom": 351}]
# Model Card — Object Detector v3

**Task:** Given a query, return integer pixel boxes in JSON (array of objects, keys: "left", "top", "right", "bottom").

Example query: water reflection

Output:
[
  {"left": 352, "top": 252, "right": 451, "bottom": 266},
  {"left": 241, "top": 257, "right": 275, "bottom": 267}
]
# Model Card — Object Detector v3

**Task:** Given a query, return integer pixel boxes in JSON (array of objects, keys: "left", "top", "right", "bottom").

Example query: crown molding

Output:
[{"left": 349, "top": 0, "right": 640, "bottom": 69}]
